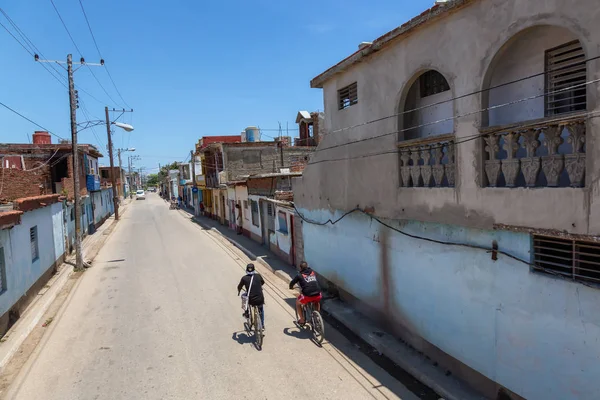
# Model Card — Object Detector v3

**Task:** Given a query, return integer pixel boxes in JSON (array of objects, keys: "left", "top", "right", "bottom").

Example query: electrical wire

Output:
[
  {"left": 49, "top": 0, "right": 121, "bottom": 108},
  {"left": 321, "top": 55, "right": 600, "bottom": 141},
  {"left": 0, "top": 100, "right": 65, "bottom": 140},
  {"left": 78, "top": 0, "right": 131, "bottom": 108},
  {"left": 292, "top": 205, "right": 597, "bottom": 289},
  {"left": 316, "top": 77, "right": 600, "bottom": 155}
]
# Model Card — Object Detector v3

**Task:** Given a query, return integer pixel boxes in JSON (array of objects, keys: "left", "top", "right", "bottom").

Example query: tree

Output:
[{"left": 146, "top": 174, "right": 159, "bottom": 186}]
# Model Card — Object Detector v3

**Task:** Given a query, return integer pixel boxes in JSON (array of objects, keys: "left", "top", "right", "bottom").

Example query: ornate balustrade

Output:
[
  {"left": 483, "top": 115, "right": 585, "bottom": 188},
  {"left": 397, "top": 134, "right": 455, "bottom": 188}
]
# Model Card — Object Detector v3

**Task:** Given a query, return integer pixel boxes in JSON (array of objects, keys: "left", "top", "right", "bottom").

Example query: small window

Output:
[
  {"left": 101, "top": 170, "right": 109, "bottom": 179},
  {"left": 100, "top": 194, "right": 103, "bottom": 206},
  {"left": 277, "top": 211, "right": 288, "bottom": 234},
  {"left": 243, "top": 200, "right": 249, "bottom": 220},
  {"left": 338, "top": 82, "right": 358, "bottom": 110},
  {"left": 420, "top": 70, "right": 450, "bottom": 98},
  {"left": 70, "top": 208, "right": 74, "bottom": 221},
  {"left": 251, "top": 200, "right": 259, "bottom": 227},
  {"left": 533, "top": 235, "right": 600, "bottom": 285},
  {"left": 545, "top": 40, "right": 586, "bottom": 116},
  {"left": 30, "top": 226, "right": 39, "bottom": 262}
]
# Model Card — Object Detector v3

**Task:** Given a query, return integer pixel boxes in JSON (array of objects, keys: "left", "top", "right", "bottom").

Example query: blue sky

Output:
[{"left": 0, "top": 0, "right": 432, "bottom": 173}]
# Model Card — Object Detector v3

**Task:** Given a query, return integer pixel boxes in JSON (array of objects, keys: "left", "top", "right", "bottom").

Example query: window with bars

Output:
[
  {"left": 338, "top": 82, "right": 358, "bottom": 110},
  {"left": 545, "top": 40, "right": 586, "bottom": 116},
  {"left": 251, "top": 200, "right": 259, "bottom": 227},
  {"left": 30, "top": 226, "right": 39, "bottom": 263},
  {"left": 267, "top": 203, "right": 275, "bottom": 232},
  {"left": 420, "top": 70, "right": 450, "bottom": 98},
  {"left": 533, "top": 235, "right": 600, "bottom": 285}
]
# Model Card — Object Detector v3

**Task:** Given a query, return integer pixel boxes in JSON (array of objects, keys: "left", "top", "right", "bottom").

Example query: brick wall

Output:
[{"left": 0, "top": 169, "right": 49, "bottom": 202}]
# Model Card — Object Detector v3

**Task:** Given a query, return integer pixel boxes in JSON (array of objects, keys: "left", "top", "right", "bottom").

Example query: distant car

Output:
[{"left": 136, "top": 190, "right": 146, "bottom": 200}]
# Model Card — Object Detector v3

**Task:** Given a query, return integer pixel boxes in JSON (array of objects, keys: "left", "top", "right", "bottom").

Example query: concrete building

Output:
[{"left": 294, "top": 1, "right": 600, "bottom": 399}]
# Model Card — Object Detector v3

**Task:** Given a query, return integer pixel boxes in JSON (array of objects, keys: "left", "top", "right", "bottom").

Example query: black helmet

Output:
[{"left": 246, "top": 263, "right": 255, "bottom": 273}]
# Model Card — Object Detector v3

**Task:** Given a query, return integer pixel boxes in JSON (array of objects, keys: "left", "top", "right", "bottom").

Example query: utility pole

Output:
[
  {"left": 190, "top": 150, "right": 196, "bottom": 213},
  {"left": 128, "top": 155, "right": 133, "bottom": 199},
  {"left": 105, "top": 106, "right": 119, "bottom": 221},
  {"left": 67, "top": 54, "right": 83, "bottom": 271}
]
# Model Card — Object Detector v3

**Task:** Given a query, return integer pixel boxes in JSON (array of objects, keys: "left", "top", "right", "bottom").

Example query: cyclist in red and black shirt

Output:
[{"left": 289, "top": 261, "right": 322, "bottom": 325}]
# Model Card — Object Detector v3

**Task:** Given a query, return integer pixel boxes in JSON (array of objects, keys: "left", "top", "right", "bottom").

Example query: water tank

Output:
[
  {"left": 33, "top": 131, "right": 51, "bottom": 144},
  {"left": 240, "top": 131, "right": 247, "bottom": 142},
  {"left": 245, "top": 126, "right": 261, "bottom": 142}
]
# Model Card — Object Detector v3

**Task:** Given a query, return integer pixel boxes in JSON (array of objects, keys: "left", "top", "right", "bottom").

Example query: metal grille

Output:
[
  {"left": 267, "top": 203, "right": 275, "bottom": 231},
  {"left": 420, "top": 70, "right": 450, "bottom": 98},
  {"left": 533, "top": 235, "right": 600, "bottom": 284},
  {"left": 338, "top": 82, "right": 358, "bottom": 110},
  {"left": 251, "top": 200, "right": 259, "bottom": 227},
  {"left": 30, "top": 226, "right": 39, "bottom": 262},
  {"left": 545, "top": 40, "right": 586, "bottom": 116}
]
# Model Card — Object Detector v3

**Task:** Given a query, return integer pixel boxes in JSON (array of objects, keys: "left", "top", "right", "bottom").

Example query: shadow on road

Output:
[
  {"left": 231, "top": 331, "right": 254, "bottom": 345},
  {"left": 282, "top": 326, "right": 312, "bottom": 341}
]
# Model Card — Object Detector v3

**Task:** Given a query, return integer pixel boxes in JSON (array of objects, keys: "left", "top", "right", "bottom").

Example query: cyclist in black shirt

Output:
[
  {"left": 289, "top": 261, "right": 322, "bottom": 325},
  {"left": 237, "top": 263, "right": 266, "bottom": 332}
]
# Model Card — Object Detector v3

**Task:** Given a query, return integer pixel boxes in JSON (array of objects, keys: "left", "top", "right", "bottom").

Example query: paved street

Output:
[{"left": 6, "top": 194, "right": 418, "bottom": 400}]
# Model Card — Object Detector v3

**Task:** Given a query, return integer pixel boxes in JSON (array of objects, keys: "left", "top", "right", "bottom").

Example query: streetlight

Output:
[{"left": 117, "top": 148, "right": 135, "bottom": 199}]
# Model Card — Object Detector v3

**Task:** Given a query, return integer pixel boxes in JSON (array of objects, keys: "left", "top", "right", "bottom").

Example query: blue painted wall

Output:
[
  {"left": 299, "top": 208, "right": 600, "bottom": 400},
  {"left": 0, "top": 202, "right": 65, "bottom": 318},
  {"left": 91, "top": 188, "right": 114, "bottom": 225}
]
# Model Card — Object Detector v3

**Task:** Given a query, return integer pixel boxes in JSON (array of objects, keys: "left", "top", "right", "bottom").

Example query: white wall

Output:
[{"left": 487, "top": 25, "right": 579, "bottom": 126}]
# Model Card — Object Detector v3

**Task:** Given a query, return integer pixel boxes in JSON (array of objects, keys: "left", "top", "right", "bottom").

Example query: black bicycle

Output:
[
  {"left": 241, "top": 291, "right": 264, "bottom": 349},
  {"left": 294, "top": 293, "right": 324, "bottom": 345}
]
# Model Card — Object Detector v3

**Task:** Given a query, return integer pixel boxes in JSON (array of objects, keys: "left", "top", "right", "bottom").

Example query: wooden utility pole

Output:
[
  {"left": 105, "top": 106, "right": 119, "bottom": 221},
  {"left": 67, "top": 54, "right": 84, "bottom": 271}
]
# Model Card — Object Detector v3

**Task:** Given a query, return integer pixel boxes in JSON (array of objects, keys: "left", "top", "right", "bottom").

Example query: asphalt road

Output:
[{"left": 6, "top": 194, "right": 419, "bottom": 400}]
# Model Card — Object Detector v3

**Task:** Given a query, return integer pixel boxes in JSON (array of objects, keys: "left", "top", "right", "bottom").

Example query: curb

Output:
[
  {"left": 0, "top": 204, "right": 128, "bottom": 373},
  {"left": 191, "top": 217, "right": 294, "bottom": 283},
  {"left": 191, "top": 215, "right": 482, "bottom": 400},
  {"left": 0, "top": 264, "right": 72, "bottom": 372}
]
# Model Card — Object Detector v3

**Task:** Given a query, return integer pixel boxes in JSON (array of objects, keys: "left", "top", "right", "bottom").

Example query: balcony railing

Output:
[
  {"left": 482, "top": 115, "right": 586, "bottom": 188},
  {"left": 397, "top": 134, "right": 455, "bottom": 188}
]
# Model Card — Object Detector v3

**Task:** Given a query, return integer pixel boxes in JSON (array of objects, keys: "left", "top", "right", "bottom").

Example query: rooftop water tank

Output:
[{"left": 245, "top": 126, "right": 261, "bottom": 142}]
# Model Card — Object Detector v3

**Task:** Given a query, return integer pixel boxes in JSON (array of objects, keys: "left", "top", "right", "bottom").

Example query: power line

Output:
[
  {"left": 49, "top": 0, "right": 83, "bottom": 55},
  {"left": 292, "top": 205, "right": 597, "bottom": 289},
  {"left": 340, "top": 55, "right": 600, "bottom": 135},
  {"left": 0, "top": 100, "right": 65, "bottom": 140},
  {"left": 78, "top": 0, "right": 131, "bottom": 108},
  {"left": 49, "top": 0, "right": 120, "bottom": 108},
  {"left": 308, "top": 77, "right": 600, "bottom": 164}
]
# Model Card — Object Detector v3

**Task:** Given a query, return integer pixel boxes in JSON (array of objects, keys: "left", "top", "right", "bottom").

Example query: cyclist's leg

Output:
[
  {"left": 258, "top": 305, "right": 265, "bottom": 328},
  {"left": 296, "top": 295, "right": 305, "bottom": 324}
]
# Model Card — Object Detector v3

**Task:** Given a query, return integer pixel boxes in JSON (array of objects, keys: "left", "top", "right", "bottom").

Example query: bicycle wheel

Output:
[
  {"left": 311, "top": 310, "right": 325, "bottom": 345},
  {"left": 253, "top": 307, "right": 263, "bottom": 349}
]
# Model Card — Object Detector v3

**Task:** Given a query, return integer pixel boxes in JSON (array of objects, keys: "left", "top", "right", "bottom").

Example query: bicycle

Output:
[
  {"left": 294, "top": 291, "right": 325, "bottom": 345},
  {"left": 240, "top": 291, "right": 264, "bottom": 349}
]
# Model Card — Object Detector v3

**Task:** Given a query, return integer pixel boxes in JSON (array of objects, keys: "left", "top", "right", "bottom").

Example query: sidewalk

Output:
[
  {"left": 184, "top": 211, "right": 297, "bottom": 282},
  {"left": 0, "top": 199, "right": 131, "bottom": 372},
  {"left": 185, "top": 212, "right": 484, "bottom": 400}
]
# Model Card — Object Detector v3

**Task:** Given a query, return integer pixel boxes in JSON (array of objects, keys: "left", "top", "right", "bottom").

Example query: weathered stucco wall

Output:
[
  {"left": 0, "top": 202, "right": 65, "bottom": 319},
  {"left": 296, "top": 0, "right": 600, "bottom": 235},
  {"left": 300, "top": 207, "right": 600, "bottom": 400}
]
